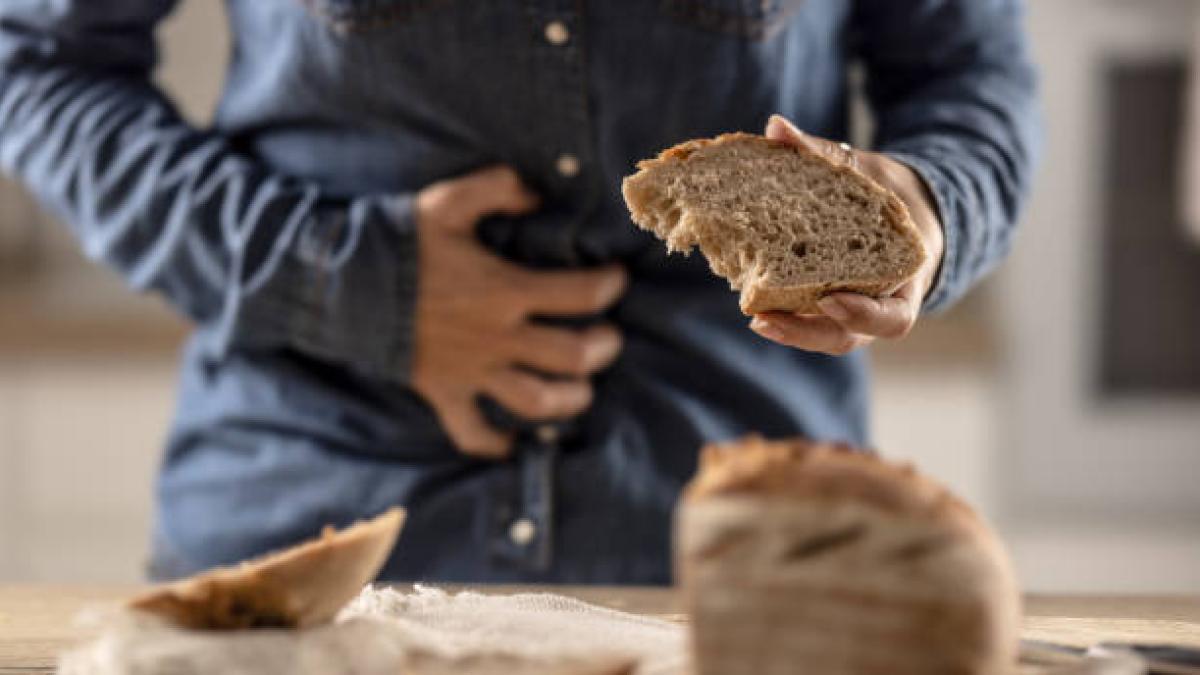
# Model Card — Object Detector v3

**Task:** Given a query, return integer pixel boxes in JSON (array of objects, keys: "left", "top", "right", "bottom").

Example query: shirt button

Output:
[
  {"left": 509, "top": 517, "right": 538, "bottom": 546},
  {"left": 535, "top": 424, "right": 560, "bottom": 444},
  {"left": 544, "top": 20, "right": 570, "bottom": 46},
  {"left": 555, "top": 153, "right": 581, "bottom": 178}
]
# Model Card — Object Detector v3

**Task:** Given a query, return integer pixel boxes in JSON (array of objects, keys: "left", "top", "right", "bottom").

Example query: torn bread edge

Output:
[{"left": 129, "top": 508, "right": 405, "bottom": 630}]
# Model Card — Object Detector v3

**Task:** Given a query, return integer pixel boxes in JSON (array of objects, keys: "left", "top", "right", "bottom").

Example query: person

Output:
[{"left": 0, "top": 1, "right": 1038, "bottom": 583}]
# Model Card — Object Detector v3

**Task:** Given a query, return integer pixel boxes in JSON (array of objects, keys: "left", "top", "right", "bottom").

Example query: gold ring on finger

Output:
[{"left": 838, "top": 142, "right": 858, "bottom": 170}]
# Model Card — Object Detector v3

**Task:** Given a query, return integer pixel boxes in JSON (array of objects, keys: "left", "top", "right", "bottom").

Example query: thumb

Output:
[{"left": 765, "top": 115, "right": 855, "bottom": 169}]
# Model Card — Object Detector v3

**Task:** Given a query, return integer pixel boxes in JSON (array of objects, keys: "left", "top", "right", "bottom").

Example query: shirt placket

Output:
[{"left": 486, "top": 0, "right": 595, "bottom": 575}]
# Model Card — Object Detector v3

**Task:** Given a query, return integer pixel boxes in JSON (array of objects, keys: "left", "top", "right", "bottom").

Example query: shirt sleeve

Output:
[
  {"left": 852, "top": 0, "right": 1041, "bottom": 313},
  {"left": 0, "top": 1, "right": 419, "bottom": 381}
]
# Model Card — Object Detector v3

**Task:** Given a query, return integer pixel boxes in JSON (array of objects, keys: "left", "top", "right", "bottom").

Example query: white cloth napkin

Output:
[{"left": 57, "top": 585, "right": 689, "bottom": 675}]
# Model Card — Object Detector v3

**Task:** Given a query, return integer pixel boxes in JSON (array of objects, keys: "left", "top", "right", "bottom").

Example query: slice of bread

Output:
[
  {"left": 623, "top": 133, "right": 926, "bottom": 315},
  {"left": 676, "top": 436, "right": 1020, "bottom": 675},
  {"left": 129, "top": 508, "right": 405, "bottom": 630}
]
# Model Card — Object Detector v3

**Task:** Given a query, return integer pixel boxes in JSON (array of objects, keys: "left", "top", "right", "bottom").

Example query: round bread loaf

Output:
[{"left": 676, "top": 436, "right": 1020, "bottom": 675}]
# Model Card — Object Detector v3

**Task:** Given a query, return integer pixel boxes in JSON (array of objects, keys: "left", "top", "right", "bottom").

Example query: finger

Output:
[
  {"left": 481, "top": 368, "right": 594, "bottom": 420},
  {"left": 817, "top": 292, "right": 917, "bottom": 340},
  {"left": 422, "top": 165, "right": 540, "bottom": 233},
  {"left": 436, "top": 391, "right": 513, "bottom": 459},
  {"left": 892, "top": 275, "right": 927, "bottom": 306},
  {"left": 765, "top": 114, "right": 855, "bottom": 168},
  {"left": 750, "top": 313, "right": 873, "bottom": 355},
  {"left": 509, "top": 323, "right": 624, "bottom": 378},
  {"left": 516, "top": 264, "right": 629, "bottom": 316}
]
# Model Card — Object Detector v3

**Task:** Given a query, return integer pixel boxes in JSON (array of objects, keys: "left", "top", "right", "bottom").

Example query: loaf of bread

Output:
[
  {"left": 622, "top": 133, "right": 926, "bottom": 315},
  {"left": 129, "top": 508, "right": 405, "bottom": 630},
  {"left": 676, "top": 436, "right": 1020, "bottom": 675}
]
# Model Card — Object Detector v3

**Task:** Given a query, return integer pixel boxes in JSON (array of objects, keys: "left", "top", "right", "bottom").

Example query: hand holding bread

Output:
[
  {"left": 623, "top": 115, "right": 945, "bottom": 356},
  {"left": 753, "top": 116, "right": 944, "bottom": 355}
]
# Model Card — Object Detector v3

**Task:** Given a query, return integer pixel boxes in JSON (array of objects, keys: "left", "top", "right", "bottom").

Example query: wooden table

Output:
[{"left": 1, "top": 585, "right": 1197, "bottom": 674}]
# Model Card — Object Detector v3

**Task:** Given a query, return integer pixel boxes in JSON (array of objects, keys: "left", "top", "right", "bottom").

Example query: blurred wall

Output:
[{"left": 997, "top": 0, "right": 1200, "bottom": 593}]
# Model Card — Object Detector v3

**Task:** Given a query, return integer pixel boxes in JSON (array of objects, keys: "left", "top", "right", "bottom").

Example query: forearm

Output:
[
  {"left": 856, "top": 0, "right": 1041, "bottom": 312},
  {"left": 880, "top": 75, "right": 1038, "bottom": 313},
  {"left": 0, "top": 13, "right": 418, "bottom": 380}
]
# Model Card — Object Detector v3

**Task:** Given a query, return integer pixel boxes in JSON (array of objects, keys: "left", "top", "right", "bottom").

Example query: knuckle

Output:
[
  {"left": 419, "top": 181, "right": 453, "bottom": 205},
  {"left": 502, "top": 170, "right": 526, "bottom": 196},
  {"left": 415, "top": 188, "right": 450, "bottom": 225},
  {"left": 491, "top": 165, "right": 520, "bottom": 186},
  {"left": 882, "top": 305, "right": 917, "bottom": 338},
  {"left": 582, "top": 280, "right": 615, "bottom": 311},
  {"left": 831, "top": 335, "right": 859, "bottom": 355},
  {"left": 480, "top": 166, "right": 524, "bottom": 202},
  {"left": 529, "top": 385, "right": 559, "bottom": 417},
  {"left": 603, "top": 325, "right": 625, "bottom": 352},
  {"left": 560, "top": 340, "right": 592, "bottom": 375},
  {"left": 886, "top": 321, "right": 913, "bottom": 339},
  {"left": 573, "top": 383, "right": 595, "bottom": 410}
]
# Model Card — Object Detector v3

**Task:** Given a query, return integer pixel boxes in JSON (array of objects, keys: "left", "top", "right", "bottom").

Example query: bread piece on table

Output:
[
  {"left": 676, "top": 436, "right": 1020, "bottom": 675},
  {"left": 622, "top": 133, "right": 926, "bottom": 315},
  {"left": 129, "top": 508, "right": 405, "bottom": 630}
]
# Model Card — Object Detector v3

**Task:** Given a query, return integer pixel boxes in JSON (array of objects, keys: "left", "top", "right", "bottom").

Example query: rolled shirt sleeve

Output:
[
  {"left": 853, "top": 0, "right": 1041, "bottom": 313},
  {"left": 0, "top": 0, "right": 418, "bottom": 381}
]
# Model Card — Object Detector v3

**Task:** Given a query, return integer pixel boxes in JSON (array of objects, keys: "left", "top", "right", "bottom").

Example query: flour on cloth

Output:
[{"left": 58, "top": 585, "right": 688, "bottom": 675}]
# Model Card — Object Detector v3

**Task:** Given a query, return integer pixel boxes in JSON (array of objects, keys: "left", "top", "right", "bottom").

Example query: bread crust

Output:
[
  {"left": 624, "top": 133, "right": 927, "bottom": 315},
  {"left": 129, "top": 508, "right": 405, "bottom": 630},
  {"left": 683, "top": 435, "right": 978, "bottom": 529},
  {"left": 676, "top": 436, "right": 1021, "bottom": 675}
]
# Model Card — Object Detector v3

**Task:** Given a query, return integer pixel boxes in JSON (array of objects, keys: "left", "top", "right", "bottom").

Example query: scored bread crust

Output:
[
  {"left": 623, "top": 133, "right": 927, "bottom": 315},
  {"left": 684, "top": 435, "right": 979, "bottom": 529},
  {"left": 676, "top": 436, "right": 1020, "bottom": 675}
]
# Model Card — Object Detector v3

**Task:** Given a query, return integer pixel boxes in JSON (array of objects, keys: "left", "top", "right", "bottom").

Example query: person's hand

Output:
[
  {"left": 412, "top": 166, "right": 627, "bottom": 459},
  {"left": 748, "top": 115, "right": 945, "bottom": 356}
]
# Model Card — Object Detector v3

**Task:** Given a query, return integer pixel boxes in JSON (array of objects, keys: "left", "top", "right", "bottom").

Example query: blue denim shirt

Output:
[{"left": 0, "top": 0, "right": 1038, "bottom": 583}]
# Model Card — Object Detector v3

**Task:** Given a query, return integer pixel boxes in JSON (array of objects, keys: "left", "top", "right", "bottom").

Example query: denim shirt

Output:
[{"left": 0, "top": 0, "right": 1038, "bottom": 583}]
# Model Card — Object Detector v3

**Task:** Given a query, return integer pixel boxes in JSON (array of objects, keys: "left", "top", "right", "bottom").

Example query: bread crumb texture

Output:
[{"left": 622, "top": 133, "right": 926, "bottom": 314}]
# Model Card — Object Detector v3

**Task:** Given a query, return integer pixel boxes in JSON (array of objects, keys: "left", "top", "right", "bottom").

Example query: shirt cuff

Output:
[{"left": 883, "top": 150, "right": 959, "bottom": 315}]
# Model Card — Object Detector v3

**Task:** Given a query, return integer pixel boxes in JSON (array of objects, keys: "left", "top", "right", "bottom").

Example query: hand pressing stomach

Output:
[{"left": 412, "top": 166, "right": 628, "bottom": 459}]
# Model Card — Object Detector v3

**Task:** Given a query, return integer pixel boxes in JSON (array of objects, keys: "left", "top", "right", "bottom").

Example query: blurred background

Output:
[{"left": 0, "top": 0, "right": 1197, "bottom": 591}]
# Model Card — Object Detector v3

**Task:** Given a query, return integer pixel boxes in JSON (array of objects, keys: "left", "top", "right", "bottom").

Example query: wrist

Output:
[{"left": 879, "top": 154, "right": 946, "bottom": 304}]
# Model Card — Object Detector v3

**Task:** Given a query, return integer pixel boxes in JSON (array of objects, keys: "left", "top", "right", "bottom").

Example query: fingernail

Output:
[
  {"left": 766, "top": 114, "right": 800, "bottom": 139},
  {"left": 818, "top": 296, "right": 850, "bottom": 322},
  {"left": 751, "top": 317, "right": 783, "bottom": 339},
  {"left": 764, "top": 117, "right": 784, "bottom": 140}
]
